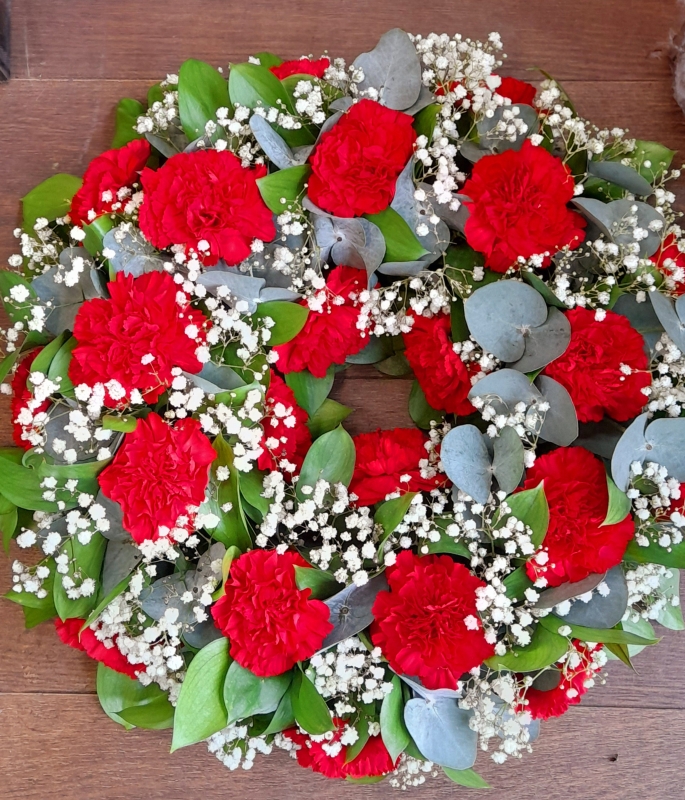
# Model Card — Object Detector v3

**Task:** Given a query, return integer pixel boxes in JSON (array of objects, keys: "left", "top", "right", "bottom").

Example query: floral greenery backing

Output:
[{"left": 2, "top": 27, "right": 685, "bottom": 789}]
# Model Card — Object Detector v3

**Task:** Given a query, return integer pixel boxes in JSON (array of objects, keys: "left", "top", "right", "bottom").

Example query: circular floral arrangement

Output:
[{"left": 3, "top": 27, "right": 685, "bottom": 789}]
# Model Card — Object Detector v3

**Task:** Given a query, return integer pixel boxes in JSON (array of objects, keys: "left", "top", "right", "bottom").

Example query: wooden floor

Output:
[{"left": 1, "top": 2, "right": 685, "bottom": 797}]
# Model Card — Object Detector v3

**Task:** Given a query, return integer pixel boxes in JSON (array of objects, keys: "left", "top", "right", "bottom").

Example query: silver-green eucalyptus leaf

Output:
[
  {"left": 535, "top": 571, "right": 607, "bottom": 610},
  {"left": 649, "top": 290, "right": 685, "bottom": 351},
  {"left": 249, "top": 114, "right": 298, "bottom": 169},
  {"left": 587, "top": 160, "right": 654, "bottom": 197},
  {"left": 101, "top": 538, "right": 143, "bottom": 595},
  {"left": 468, "top": 368, "right": 542, "bottom": 415},
  {"left": 404, "top": 698, "right": 477, "bottom": 770},
  {"left": 508, "top": 307, "right": 571, "bottom": 374},
  {"left": 320, "top": 572, "right": 389, "bottom": 650},
  {"left": 491, "top": 426, "right": 525, "bottom": 494},
  {"left": 556, "top": 566, "right": 628, "bottom": 629},
  {"left": 477, "top": 105, "right": 539, "bottom": 153},
  {"left": 535, "top": 375, "right": 579, "bottom": 447},
  {"left": 440, "top": 425, "right": 492, "bottom": 504},
  {"left": 353, "top": 28, "right": 422, "bottom": 111}
]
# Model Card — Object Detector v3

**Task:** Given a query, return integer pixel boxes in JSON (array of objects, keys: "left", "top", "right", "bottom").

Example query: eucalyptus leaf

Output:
[
  {"left": 440, "top": 425, "right": 492, "bottom": 504},
  {"left": 468, "top": 368, "right": 541, "bottom": 415},
  {"left": 101, "top": 538, "right": 143, "bottom": 596},
  {"left": 535, "top": 572, "right": 606, "bottom": 610},
  {"left": 102, "top": 229, "right": 164, "bottom": 277},
  {"left": 250, "top": 114, "right": 304, "bottom": 169},
  {"left": 572, "top": 198, "right": 663, "bottom": 258},
  {"left": 404, "top": 698, "right": 477, "bottom": 770},
  {"left": 492, "top": 426, "right": 525, "bottom": 494},
  {"left": 656, "top": 568, "right": 684, "bottom": 631},
  {"left": 320, "top": 572, "right": 389, "bottom": 649},
  {"left": 558, "top": 566, "right": 628, "bottom": 628},
  {"left": 197, "top": 267, "right": 266, "bottom": 314},
  {"left": 612, "top": 293, "right": 663, "bottom": 353},
  {"left": 611, "top": 414, "right": 685, "bottom": 491},
  {"left": 535, "top": 375, "right": 579, "bottom": 447},
  {"left": 352, "top": 28, "right": 422, "bottom": 111},
  {"left": 587, "top": 160, "right": 653, "bottom": 197},
  {"left": 477, "top": 104, "right": 538, "bottom": 152},
  {"left": 508, "top": 307, "right": 571, "bottom": 373},
  {"left": 649, "top": 290, "right": 685, "bottom": 351}
]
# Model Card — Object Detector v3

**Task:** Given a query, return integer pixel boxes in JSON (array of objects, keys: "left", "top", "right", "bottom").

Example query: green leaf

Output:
[
  {"left": 503, "top": 566, "right": 534, "bottom": 601},
  {"left": 29, "top": 331, "right": 68, "bottom": 384},
  {"left": 96, "top": 663, "right": 169, "bottom": 730},
  {"left": 624, "top": 537, "right": 685, "bottom": 569},
  {"left": 257, "top": 165, "right": 311, "bottom": 213},
  {"left": 253, "top": 300, "right": 309, "bottom": 346},
  {"left": 424, "top": 519, "right": 471, "bottom": 559},
  {"left": 0, "top": 494, "right": 18, "bottom": 554},
  {"left": 307, "top": 398, "right": 353, "bottom": 439},
  {"left": 83, "top": 574, "right": 131, "bottom": 629},
  {"left": 450, "top": 298, "right": 469, "bottom": 342},
  {"left": 602, "top": 475, "right": 631, "bottom": 527},
  {"left": 223, "top": 660, "right": 292, "bottom": 725},
  {"left": 375, "top": 353, "right": 412, "bottom": 377},
  {"left": 118, "top": 693, "right": 175, "bottom": 730},
  {"left": 443, "top": 767, "right": 491, "bottom": 789},
  {"left": 228, "top": 62, "right": 290, "bottom": 112},
  {"left": 375, "top": 493, "right": 417, "bottom": 557},
  {"left": 46, "top": 334, "right": 77, "bottom": 397},
  {"left": 209, "top": 434, "right": 252, "bottom": 551},
  {"left": 0, "top": 272, "right": 40, "bottom": 326},
  {"left": 285, "top": 366, "right": 335, "bottom": 416},
  {"left": 102, "top": 414, "right": 138, "bottom": 433},
  {"left": 605, "top": 640, "right": 634, "bottom": 669},
  {"left": 5, "top": 560, "right": 56, "bottom": 617},
  {"left": 263, "top": 687, "right": 296, "bottom": 734},
  {"left": 178, "top": 59, "right": 231, "bottom": 140},
  {"left": 345, "top": 715, "right": 371, "bottom": 763},
  {"left": 291, "top": 670, "right": 334, "bottom": 735},
  {"left": 380, "top": 674, "right": 410, "bottom": 761},
  {"left": 171, "top": 637, "right": 231, "bottom": 750},
  {"left": 500, "top": 484, "right": 549, "bottom": 547},
  {"left": 82, "top": 215, "right": 115, "bottom": 257},
  {"left": 521, "top": 271, "right": 567, "bottom": 309},
  {"left": 296, "top": 424, "right": 355, "bottom": 500},
  {"left": 486, "top": 623, "right": 568, "bottom": 671},
  {"left": 112, "top": 98, "right": 146, "bottom": 148},
  {"left": 364, "top": 207, "right": 429, "bottom": 263},
  {"left": 238, "top": 468, "right": 271, "bottom": 518},
  {"left": 22, "top": 173, "right": 82, "bottom": 232},
  {"left": 656, "top": 568, "right": 684, "bottom": 631},
  {"left": 294, "top": 566, "right": 341, "bottom": 599},
  {"left": 0, "top": 349, "right": 19, "bottom": 386},
  {"left": 147, "top": 83, "right": 165, "bottom": 106},
  {"left": 253, "top": 51, "right": 283, "bottom": 69},
  {"left": 413, "top": 104, "right": 441, "bottom": 142},
  {"left": 631, "top": 140, "right": 676, "bottom": 183},
  {"left": 53, "top": 532, "right": 107, "bottom": 621},
  {"left": 539, "top": 614, "right": 659, "bottom": 645},
  {"left": 408, "top": 380, "right": 442, "bottom": 430},
  {"left": 23, "top": 603, "right": 57, "bottom": 628}
]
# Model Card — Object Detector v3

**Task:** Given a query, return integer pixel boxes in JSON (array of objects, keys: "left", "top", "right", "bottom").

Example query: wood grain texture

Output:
[{"left": 1, "top": 1, "right": 685, "bottom": 797}]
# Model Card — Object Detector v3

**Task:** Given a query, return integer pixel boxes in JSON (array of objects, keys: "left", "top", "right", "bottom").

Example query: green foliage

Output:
[
  {"left": 290, "top": 669, "right": 334, "bottom": 734},
  {"left": 539, "top": 614, "right": 659, "bottom": 645},
  {"left": 171, "top": 637, "right": 231, "bottom": 750},
  {"left": 238, "top": 468, "right": 271, "bottom": 519},
  {"left": 223, "top": 660, "right": 292, "bottom": 725},
  {"left": 178, "top": 59, "right": 231, "bottom": 140},
  {"left": 82, "top": 215, "right": 115, "bottom": 257},
  {"left": 285, "top": 366, "right": 335, "bottom": 416},
  {"left": 499, "top": 483, "right": 549, "bottom": 547},
  {"left": 306, "top": 398, "right": 353, "bottom": 439},
  {"left": 262, "top": 688, "right": 296, "bottom": 734},
  {"left": 29, "top": 331, "right": 68, "bottom": 386},
  {"left": 294, "top": 565, "right": 340, "bottom": 599},
  {"left": 46, "top": 335, "right": 78, "bottom": 398},
  {"left": 0, "top": 272, "right": 40, "bottom": 326},
  {"left": 631, "top": 140, "right": 676, "bottom": 183},
  {"left": 408, "top": 380, "right": 442, "bottom": 429},
  {"left": 296, "top": 425, "right": 355, "bottom": 500},
  {"left": 624, "top": 537, "right": 685, "bottom": 569},
  {"left": 486, "top": 623, "right": 568, "bottom": 672},
  {"left": 208, "top": 435, "right": 252, "bottom": 551},
  {"left": 503, "top": 566, "right": 534, "bottom": 601},
  {"left": 450, "top": 297, "right": 469, "bottom": 342},
  {"left": 22, "top": 173, "right": 82, "bottom": 232},
  {"left": 53, "top": 532, "right": 107, "bottom": 621},
  {"left": 380, "top": 674, "right": 410, "bottom": 761},
  {"left": 97, "top": 663, "right": 172, "bottom": 730},
  {"left": 602, "top": 475, "right": 631, "bottom": 526},
  {"left": 228, "top": 62, "right": 290, "bottom": 113},
  {"left": 413, "top": 104, "right": 441, "bottom": 142},
  {"left": 112, "top": 98, "right": 146, "bottom": 148},
  {"left": 257, "top": 165, "right": 311, "bottom": 213},
  {"left": 0, "top": 494, "right": 18, "bottom": 553},
  {"left": 443, "top": 767, "right": 491, "bottom": 789},
  {"left": 375, "top": 493, "right": 417, "bottom": 558},
  {"left": 364, "top": 207, "right": 429, "bottom": 262},
  {"left": 252, "top": 300, "right": 309, "bottom": 345},
  {"left": 118, "top": 694, "right": 175, "bottom": 730}
]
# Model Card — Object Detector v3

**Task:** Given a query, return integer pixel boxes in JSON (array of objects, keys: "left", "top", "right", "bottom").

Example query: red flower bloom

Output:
[
  {"left": 517, "top": 642, "right": 603, "bottom": 720},
  {"left": 257, "top": 372, "right": 311, "bottom": 474},
  {"left": 139, "top": 150, "right": 276, "bottom": 266},
  {"left": 55, "top": 617, "right": 144, "bottom": 679},
  {"left": 542, "top": 307, "right": 650, "bottom": 423},
  {"left": 270, "top": 57, "right": 330, "bottom": 80},
  {"left": 70, "top": 139, "right": 150, "bottom": 226},
  {"left": 402, "top": 313, "right": 479, "bottom": 415},
  {"left": 349, "top": 427, "right": 445, "bottom": 506},
  {"left": 11, "top": 349, "right": 50, "bottom": 450},
  {"left": 98, "top": 413, "right": 216, "bottom": 543},
  {"left": 462, "top": 140, "right": 585, "bottom": 272},
  {"left": 70, "top": 270, "right": 207, "bottom": 406},
  {"left": 523, "top": 447, "right": 634, "bottom": 587},
  {"left": 285, "top": 721, "right": 397, "bottom": 780},
  {"left": 653, "top": 234, "right": 685, "bottom": 295},
  {"left": 371, "top": 551, "right": 494, "bottom": 690},
  {"left": 497, "top": 76, "right": 537, "bottom": 106},
  {"left": 308, "top": 99, "right": 416, "bottom": 217},
  {"left": 211, "top": 549, "right": 332, "bottom": 676},
  {"left": 273, "top": 266, "right": 366, "bottom": 377}
]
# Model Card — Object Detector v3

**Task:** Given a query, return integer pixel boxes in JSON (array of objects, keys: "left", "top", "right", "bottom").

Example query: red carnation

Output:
[
  {"left": 211, "top": 549, "right": 332, "bottom": 676},
  {"left": 70, "top": 139, "right": 151, "bottom": 226},
  {"left": 542, "top": 307, "right": 650, "bottom": 423},
  {"left": 308, "top": 99, "right": 416, "bottom": 217},
  {"left": 349, "top": 427, "right": 445, "bottom": 506},
  {"left": 523, "top": 447, "right": 634, "bottom": 587},
  {"left": 11, "top": 349, "right": 50, "bottom": 450},
  {"left": 497, "top": 76, "right": 537, "bottom": 106},
  {"left": 517, "top": 641, "right": 603, "bottom": 720},
  {"left": 271, "top": 57, "right": 330, "bottom": 80},
  {"left": 70, "top": 270, "right": 207, "bottom": 406},
  {"left": 139, "top": 150, "right": 276, "bottom": 266},
  {"left": 653, "top": 234, "right": 685, "bottom": 295},
  {"left": 55, "top": 617, "right": 144, "bottom": 679},
  {"left": 402, "top": 313, "right": 479, "bottom": 415},
  {"left": 285, "top": 721, "right": 397, "bottom": 780},
  {"left": 98, "top": 413, "right": 216, "bottom": 543},
  {"left": 273, "top": 266, "right": 366, "bottom": 377},
  {"left": 371, "top": 551, "right": 494, "bottom": 690},
  {"left": 462, "top": 140, "right": 585, "bottom": 272},
  {"left": 257, "top": 371, "right": 311, "bottom": 474}
]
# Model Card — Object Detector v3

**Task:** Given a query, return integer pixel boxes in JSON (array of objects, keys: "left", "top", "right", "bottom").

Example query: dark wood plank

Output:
[
  {"left": 0, "top": 695, "right": 682, "bottom": 800},
  {"left": 9, "top": 0, "right": 681, "bottom": 83}
]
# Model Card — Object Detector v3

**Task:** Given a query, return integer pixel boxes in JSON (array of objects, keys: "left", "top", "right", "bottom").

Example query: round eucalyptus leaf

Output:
[
  {"left": 530, "top": 669, "right": 562, "bottom": 692},
  {"left": 587, "top": 160, "right": 653, "bottom": 197},
  {"left": 477, "top": 104, "right": 539, "bottom": 152},
  {"left": 613, "top": 293, "right": 663, "bottom": 353},
  {"left": 611, "top": 412, "right": 649, "bottom": 491},
  {"left": 185, "top": 543, "right": 226, "bottom": 592},
  {"left": 492, "top": 426, "right": 524, "bottom": 494},
  {"left": 404, "top": 85, "right": 436, "bottom": 116},
  {"left": 404, "top": 698, "right": 477, "bottom": 770},
  {"left": 95, "top": 491, "right": 130, "bottom": 543},
  {"left": 197, "top": 267, "right": 266, "bottom": 313},
  {"left": 459, "top": 141, "right": 487, "bottom": 163},
  {"left": 560, "top": 566, "right": 628, "bottom": 628},
  {"left": 440, "top": 425, "right": 492, "bottom": 504},
  {"left": 329, "top": 96, "right": 353, "bottom": 113},
  {"left": 649, "top": 290, "right": 685, "bottom": 351},
  {"left": 419, "top": 183, "right": 471, "bottom": 233},
  {"left": 398, "top": 674, "right": 461, "bottom": 700},
  {"left": 468, "top": 369, "right": 542, "bottom": 415},
  {"left": 377, "top": 260, "right": 427, "bottom": 277},
  {"left": 140, "top": 574, "right": 196, "bottom": 625},
  {"left": 320, "top": 572, "right": 389, "bottom": 650},
  {"left": 352, "top": 28, "right": 422, "bottom": 111},
  {"left": 573, "top": 198, "right": 663, "bottom": 258},
  {"left": 249, "top": 114, "right": 296, "bottom": 170},
  {"left": 464, "top": 280, "right": 548, "bottom": 362},
  {"left": 183, "top": 618, "right": 224, "bottom": 650},
  {"left": 535, "top": 572, "right": 607, "bottom": 610},
  {"left": 535, "top": 375, "right": 579, "bottom": 447},
  {"left": 102, "top": 538, "right": 143, "bottom": 595},
  {"left": 44, "top": 405, "right": 100, "bottom": 463},
  {"left": 508, "top": 307, "right": 571, "bottom": 373},
  {"left": 643, "top": 417, "right": 685, "bottom": 482}
]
